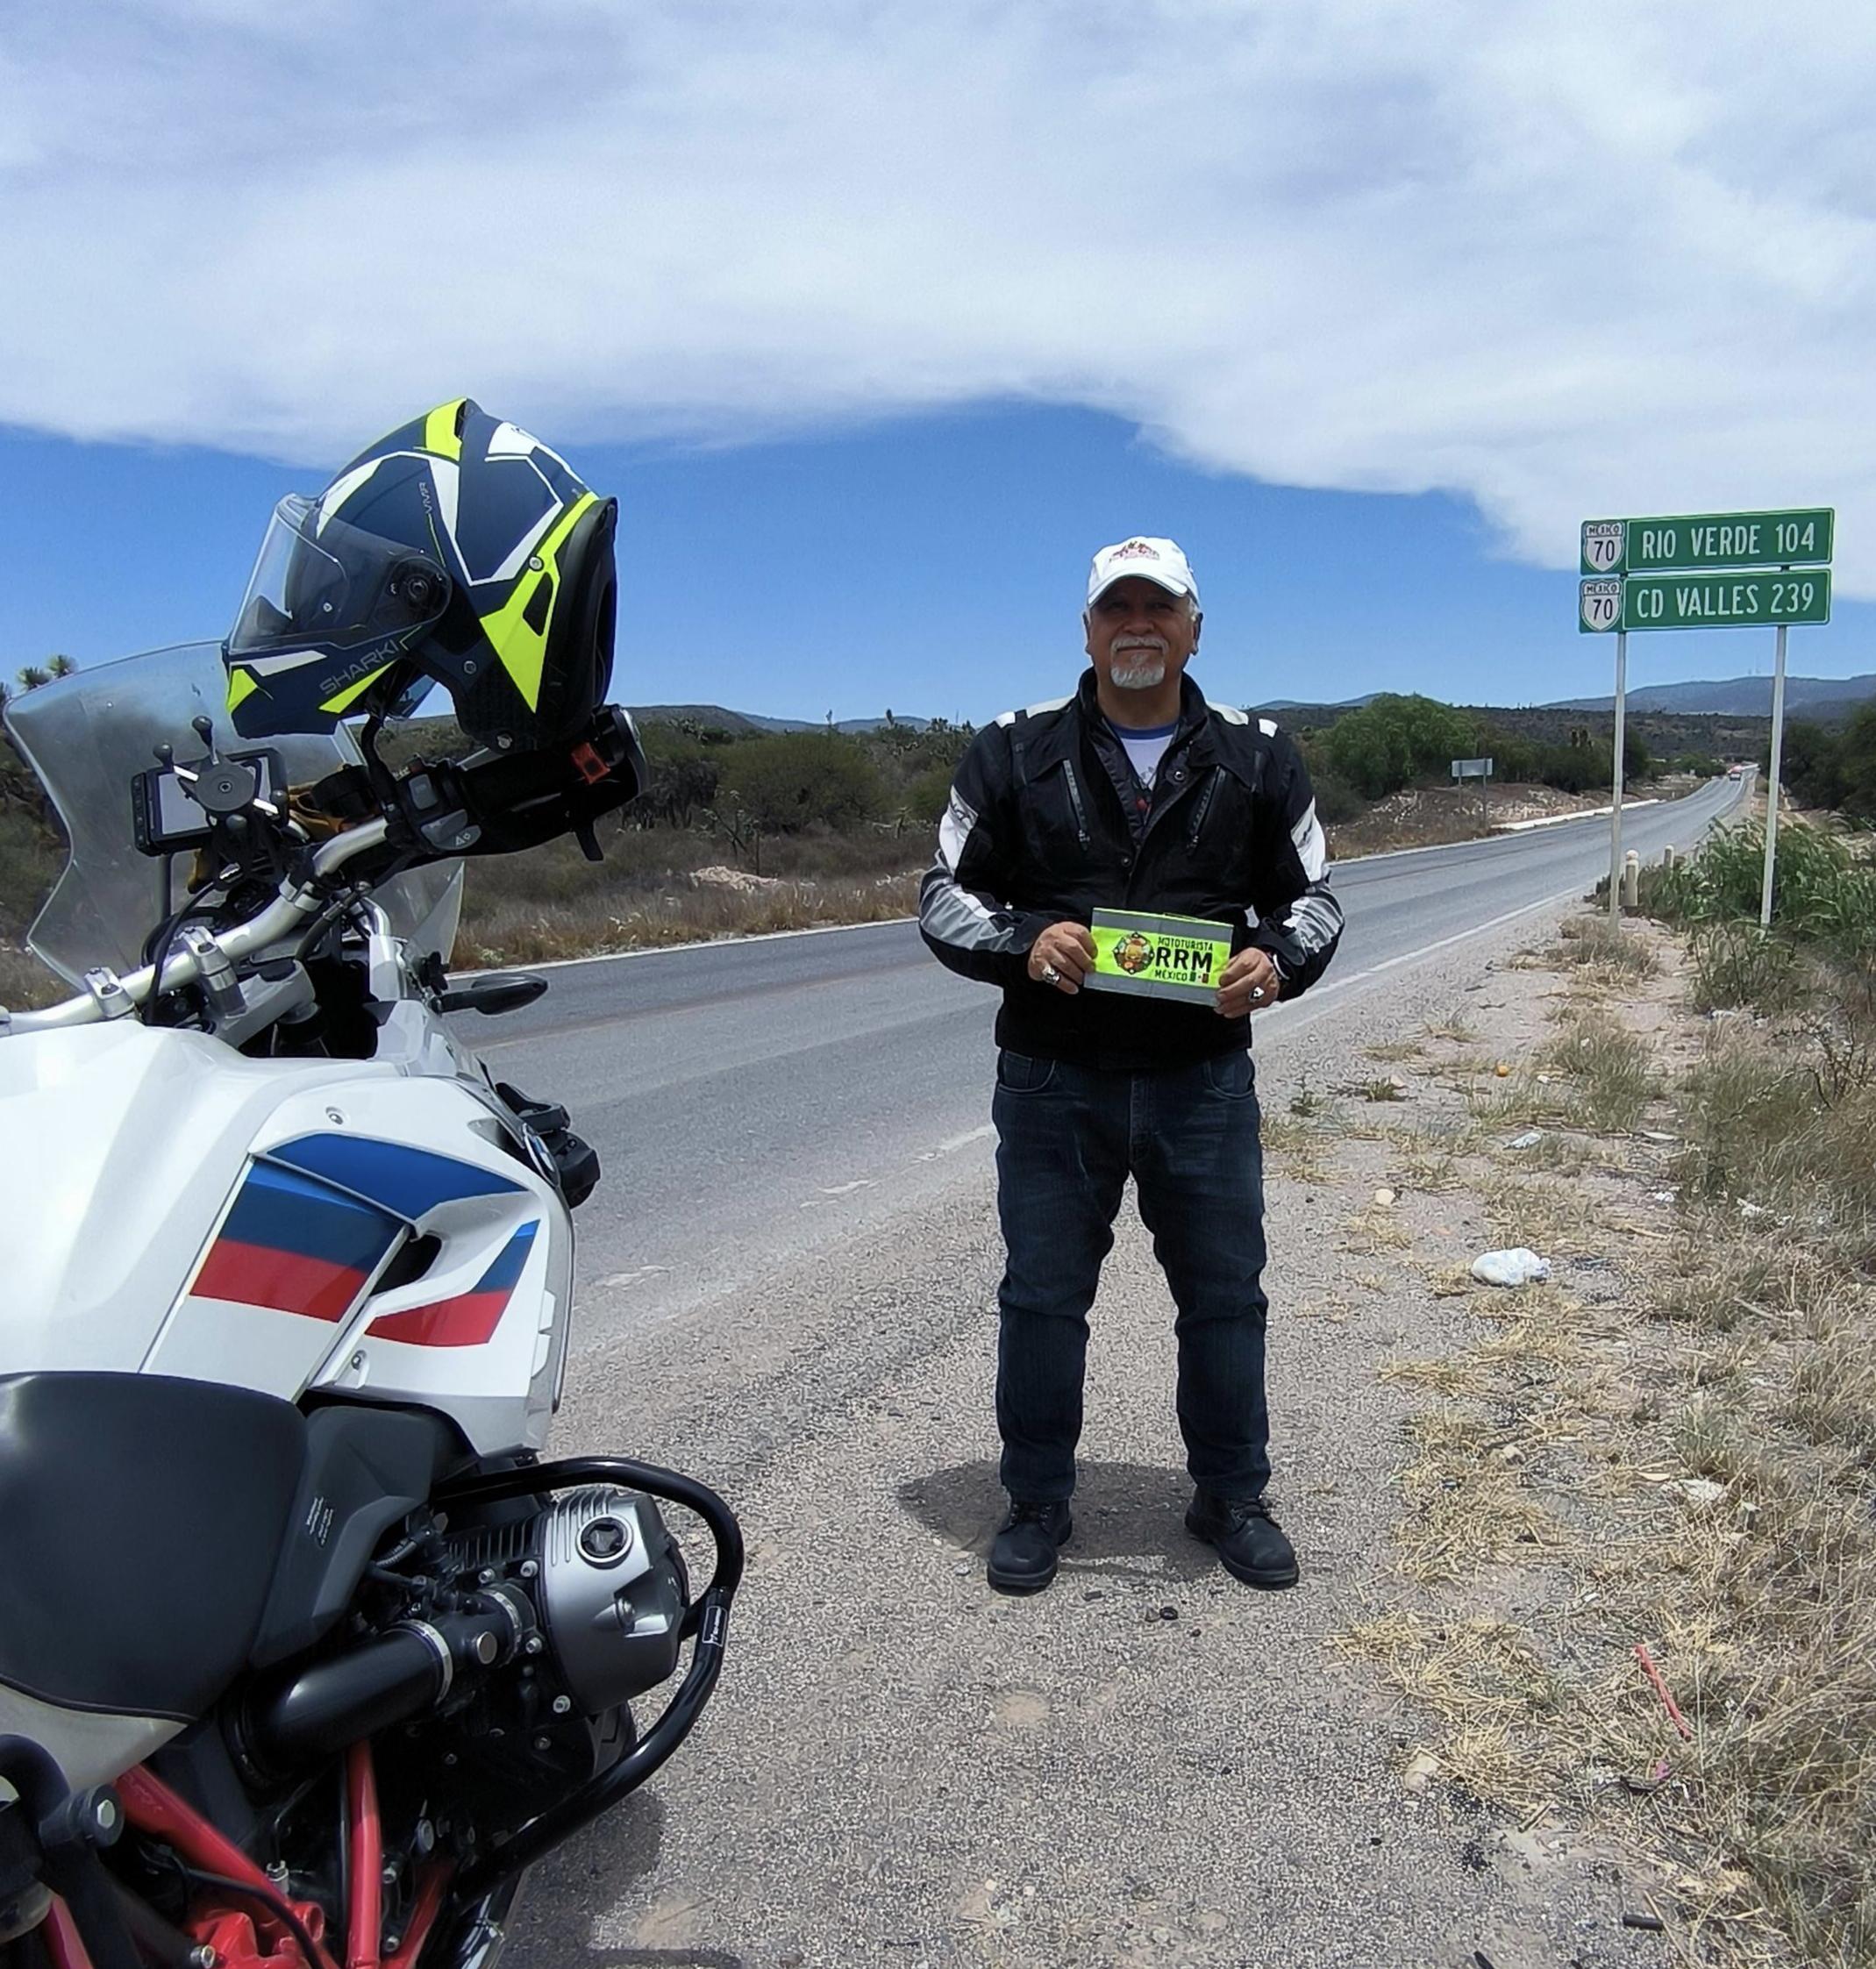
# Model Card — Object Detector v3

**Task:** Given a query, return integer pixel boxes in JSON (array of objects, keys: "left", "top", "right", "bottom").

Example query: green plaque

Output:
[
  {"left": 1579, "top": 570, "right": 1832, "bottom": 633},
  {"left": 1085, "top": 909, "right": 1234, "bottom": 1004},
  {"left": 1580, "top": 509, "right": 1833, "bottom": 575}
]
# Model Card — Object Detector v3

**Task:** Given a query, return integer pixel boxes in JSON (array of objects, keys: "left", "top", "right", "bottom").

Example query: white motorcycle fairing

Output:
[
  {"left": 0, "top": 1017, "right": 572, "bottom": 1459},
  {"left": 0, "top": 646, "right": 742, "bottom": 1969}
]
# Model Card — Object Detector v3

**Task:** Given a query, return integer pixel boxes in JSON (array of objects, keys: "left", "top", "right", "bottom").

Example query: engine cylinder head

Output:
[{"left": 537, "top": 1487, "right": 684, "bottom": 1714}]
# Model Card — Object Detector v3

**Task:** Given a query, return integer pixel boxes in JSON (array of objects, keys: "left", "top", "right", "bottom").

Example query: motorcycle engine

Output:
[
  {"left": 440, "top": 1485, "right": 688, "bottom": 1716},
  {"left": 370, "top": 1484, "right": 690, "bottom": 1836}
]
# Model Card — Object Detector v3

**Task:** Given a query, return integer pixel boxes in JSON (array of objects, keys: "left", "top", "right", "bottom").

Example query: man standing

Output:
[{"left": 919, "top": 538, "right": 1343, "bottom": 1595}]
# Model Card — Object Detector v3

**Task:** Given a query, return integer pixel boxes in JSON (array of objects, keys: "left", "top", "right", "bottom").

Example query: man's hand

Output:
[
  {"left": 1028, "top": 922, "right": 1097, "bottom": 994},
  {"left": 1216, "top": 947, "right": 1282, "bottom": 1018}
]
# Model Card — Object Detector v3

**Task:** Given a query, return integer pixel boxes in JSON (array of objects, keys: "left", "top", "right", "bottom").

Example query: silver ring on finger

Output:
[
  {"left": 1249, "top": 985, "right": 1266, "bottom": 1002},
  {"left": 1040, "top": 962, "right": 1062, "bottom": 987}
]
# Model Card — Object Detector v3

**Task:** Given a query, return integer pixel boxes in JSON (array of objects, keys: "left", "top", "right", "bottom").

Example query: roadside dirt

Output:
[
  {"left": 503, "top": 907, "right": 1743, "bottom": 1969},
  {"left": 1326, "top": 779, "right": 1697, "bottom": 860}
]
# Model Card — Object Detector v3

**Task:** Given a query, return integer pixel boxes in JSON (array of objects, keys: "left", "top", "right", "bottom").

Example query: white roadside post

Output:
[{"left": 1760, "top": 621, "right": 1789, "bottom": 929}]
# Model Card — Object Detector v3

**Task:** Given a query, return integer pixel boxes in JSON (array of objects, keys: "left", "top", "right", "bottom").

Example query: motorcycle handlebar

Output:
[{"left": 3, "top": 819, "right": 393, "bottom": 1035}]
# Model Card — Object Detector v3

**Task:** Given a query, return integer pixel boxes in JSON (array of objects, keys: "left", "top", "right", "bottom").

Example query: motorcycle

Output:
[{"left": 0, "top": 640, "right": 742, "bottom": 1969}]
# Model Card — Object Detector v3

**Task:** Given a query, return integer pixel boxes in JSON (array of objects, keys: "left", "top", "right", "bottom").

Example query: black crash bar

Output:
[{"left": 431, "top": 1454, "right": 744, "bottom": 1906}]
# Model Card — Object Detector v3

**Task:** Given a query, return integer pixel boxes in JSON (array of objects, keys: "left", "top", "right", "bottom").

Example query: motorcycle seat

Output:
[{"left": 0, "top": 1373, "right": 306, "bottom": 1723}]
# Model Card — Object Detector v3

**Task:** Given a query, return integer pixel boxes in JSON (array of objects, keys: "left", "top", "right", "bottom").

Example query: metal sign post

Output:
[
  {"left": 1760, "top": 622, "right": 1789, "bottom": 928},
  {"left": 1452, "top": 757, "right": 1494, "bottom": 831},
  {"left": 1609, "top": 631, "right": 1627, "bottom": 923},
  {"left": 1580, "top": 508, "right": 1834, "bottom": 929}
]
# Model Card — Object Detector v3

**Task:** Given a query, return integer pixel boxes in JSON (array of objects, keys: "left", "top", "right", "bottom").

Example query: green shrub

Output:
[
  {"left": 716, "top": 731, "right": 885, "bottom": 833},
  {"left": 1322, "top": 695, "right": 1481, "bottom": 800},
  {"left": 0, "top": 809, "right": 61, "bottom": 936},
  {"left": 903, "top": 762, "right": 956, "bottom": 827},
  {"left": 1310, "top": 772, "right": 1365, "bottom": 825},
  {"left": 1644, "top": 822, "right": 1876, "bottom": 959},
  {"left": 1687, "top": 923, "right": 1803, "bottom": 1014}
]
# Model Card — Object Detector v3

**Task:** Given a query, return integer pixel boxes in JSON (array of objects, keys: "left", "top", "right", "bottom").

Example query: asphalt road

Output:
[{"left": 464, "top": 775, "right": 1745, "bottom": 1350}]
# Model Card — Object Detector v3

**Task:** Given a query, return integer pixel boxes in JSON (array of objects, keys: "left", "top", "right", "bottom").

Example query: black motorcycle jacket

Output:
[{"left": 919, "top": 670, "right": 1344, "bottom": 1070}]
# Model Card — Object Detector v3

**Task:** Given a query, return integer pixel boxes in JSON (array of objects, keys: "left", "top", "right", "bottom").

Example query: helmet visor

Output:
[{"left": 228, "top": 495, "right": 450, "bottom": 660}]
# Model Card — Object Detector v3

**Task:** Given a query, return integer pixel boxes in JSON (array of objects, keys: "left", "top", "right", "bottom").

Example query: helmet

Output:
[{"left": 224, "top": 399, "right": 617, "bottom": 749}]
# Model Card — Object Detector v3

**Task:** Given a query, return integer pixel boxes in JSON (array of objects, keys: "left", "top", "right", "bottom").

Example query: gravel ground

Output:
[{"left": 505, "top": 904, "right": 1666, "bottom": 1969}]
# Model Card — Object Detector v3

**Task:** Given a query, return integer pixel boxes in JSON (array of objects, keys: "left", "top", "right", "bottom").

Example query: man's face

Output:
[{"left": 1083, "top": 576, "right": 1201, "bottom": 693}]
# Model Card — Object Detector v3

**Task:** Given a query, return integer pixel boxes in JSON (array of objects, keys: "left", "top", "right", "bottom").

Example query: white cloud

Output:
[{"left": 4, "top": 0, "right": 1873, "bottom": 582}]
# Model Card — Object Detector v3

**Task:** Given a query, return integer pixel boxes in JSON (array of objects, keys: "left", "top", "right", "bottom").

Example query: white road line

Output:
[
  {"left": 463, "top": 784, "right": 1736, "bottom": 979},
  {"left": 917, "top": 1124, "right": 995, "bottom": 1161},
  {"left": 1266, "top": 784, "right": 1737, "bottom": 1033},
  {"left": 597, "top": 1265, "right": 671, "bottom": 1289},
  {"left": 493, "top": 914, "right": 918, "bottom": 974},
  {"left": 1261, "top": 883, "right": 1586, "bottom": 1038}
]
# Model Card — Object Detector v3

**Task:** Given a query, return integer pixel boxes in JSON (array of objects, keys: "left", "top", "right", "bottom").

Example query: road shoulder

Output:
[{"left": 512, "top": 902, "right": 1719, "bottom": 1969}]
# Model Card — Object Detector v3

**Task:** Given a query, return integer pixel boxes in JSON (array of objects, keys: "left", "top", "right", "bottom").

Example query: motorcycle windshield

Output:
[{"left": 4, "top": 641, "right": 461, "bottom": 988}]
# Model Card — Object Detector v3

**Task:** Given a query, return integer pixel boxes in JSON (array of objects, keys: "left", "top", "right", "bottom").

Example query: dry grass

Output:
[
  {"left": 1469, "top": 1005, "right": 1654, "bottom": 1136},
  {"left": 1390, "top": 1132, "right": 1487, "bottom": 1192},
  {"left": 1423, "top": 1007, "right": 1481, "bottom": 1044},
  {"left": 1378, "top": 1354, "right": 1487, "bottom": 1398},
  {"left": 0, "top": 941, "right": 61, "bottom": 1010},
  {"left": 1477, "top": 1170, "right": 1594, "bottom": 1252},
  {"left": 461, "top": 870, "right": 920, "bottom": 965},
  {"left": 1390, "top": 1403, "right": 1566, "bottom": 1584},
  {"left": 1339, "top": 1613, "right": 1565, "bottom": 1811},
  {"left": 1675, "top": 1030, "right": 1876, "bottom": 1242},
  {"left": 1505, "top": 1129, "right": 1611, "bottom": 1175},
  {"left": 453, "top": 822, "right": 924, "bottom": 963},
  {"left": 1259, "top": 1110, "right": 1339, "bottom": 1185},
  {"left": 1341, "top": 1202, "right": 1413, "bottom": 1257},
  {"left": 1550, "top": 913, "right": 1664, "bottom": 981},
  {"left": 1349, "top": 910, "right": 1876, "bottom": 1967}
]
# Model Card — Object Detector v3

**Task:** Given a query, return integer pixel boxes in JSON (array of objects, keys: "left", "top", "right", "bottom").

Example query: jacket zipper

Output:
[
  {"left": 1186, "top": 766, "right": 1224, "bottom": 850},
  {"left": 1061, "top": 760, "right": 1092, "bottom": 848}
]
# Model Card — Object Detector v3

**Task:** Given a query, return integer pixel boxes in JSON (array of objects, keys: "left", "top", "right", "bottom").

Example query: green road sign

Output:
[
  {"left": 1579, "top": 570, "right": 1832, "bottom": 633},
  {"left": 1580, "top": 508, "right": 1833, "bottom": 575}
]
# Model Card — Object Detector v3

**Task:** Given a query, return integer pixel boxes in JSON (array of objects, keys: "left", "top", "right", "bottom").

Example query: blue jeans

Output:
[{"left": 991, "top": 1047, "right": 1272, "bottom": 1503}]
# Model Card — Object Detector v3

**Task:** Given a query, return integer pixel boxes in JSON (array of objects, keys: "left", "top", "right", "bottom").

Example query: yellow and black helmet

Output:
[{"left": 224, "top": 399, "right": 617, "bottom": 749}]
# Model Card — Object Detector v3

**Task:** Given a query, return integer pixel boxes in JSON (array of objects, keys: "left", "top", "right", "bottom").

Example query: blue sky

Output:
[
  {"left": 4, "top": 1, "right": 1871, "bottom": 727},
  {"left": 3, "top": 405, "right": 1868, "bottom": 724}
]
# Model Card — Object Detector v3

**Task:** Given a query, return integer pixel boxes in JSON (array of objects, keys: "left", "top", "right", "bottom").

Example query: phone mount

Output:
[{"left": 132, "top": 718, "right": 284, "bottom": 858}]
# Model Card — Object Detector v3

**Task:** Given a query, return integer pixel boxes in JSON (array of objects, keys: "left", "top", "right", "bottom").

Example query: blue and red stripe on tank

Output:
[{"left": 189, "top": 1135, "right": 539, "bottom": 1346}]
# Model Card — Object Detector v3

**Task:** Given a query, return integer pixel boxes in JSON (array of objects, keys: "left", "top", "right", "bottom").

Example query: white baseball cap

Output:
[{"left": 1087, "top": 536, "right": 1201, "bottom": 610}]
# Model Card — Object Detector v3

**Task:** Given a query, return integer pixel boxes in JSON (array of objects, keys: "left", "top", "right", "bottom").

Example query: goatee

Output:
[{"left": 1109, "top": 660, "right": 1167, "bottom": 690}]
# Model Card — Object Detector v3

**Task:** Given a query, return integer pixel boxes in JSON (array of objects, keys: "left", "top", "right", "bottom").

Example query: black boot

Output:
[
  {"left": 1186, "top": 1491, "right": 1299, "bottom": 1589},
  {"left": 987, "top": 1499, "right": 1073, "bottom": 1594}
]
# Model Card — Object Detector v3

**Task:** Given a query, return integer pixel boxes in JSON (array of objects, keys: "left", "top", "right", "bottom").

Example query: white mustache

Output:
[{"left": 1113, "top": 636, "right": 1166, "bottom": 653}]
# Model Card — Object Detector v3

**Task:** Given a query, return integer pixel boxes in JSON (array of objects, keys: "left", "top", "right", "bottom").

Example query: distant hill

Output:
[
  {"left": 1542, "top": 674, "right": 1876, "bottom": 717},
  {"left": 1259, "top": 693, "right": 1376, "bottom": 718},
  {"left": 628, "top": 703, "right": 932, "bottom": 736}
]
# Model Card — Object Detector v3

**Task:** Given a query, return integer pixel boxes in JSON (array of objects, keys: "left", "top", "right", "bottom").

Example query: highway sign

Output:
[
  {"left": 1580, "top": 508, "right": 1832, "bottom": 575},
  {"left": 1580, "top": 579, "right": 1622, "bottom": 631},
  {"left": 1579, "top": 570, "right": 1831, "bottom": 633},
  {"left": 1451, "top": 758, "right": 1494, "bottom": 779}
]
